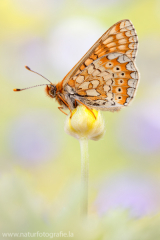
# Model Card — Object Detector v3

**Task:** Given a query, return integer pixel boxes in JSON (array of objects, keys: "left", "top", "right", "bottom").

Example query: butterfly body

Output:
[{"left": 14, "top": 19, "right": 139, "bottom": 116}]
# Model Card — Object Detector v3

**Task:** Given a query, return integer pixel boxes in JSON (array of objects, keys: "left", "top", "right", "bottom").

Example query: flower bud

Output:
[{"left": 64, "top": 105, "right": 105, "bottom": 140}]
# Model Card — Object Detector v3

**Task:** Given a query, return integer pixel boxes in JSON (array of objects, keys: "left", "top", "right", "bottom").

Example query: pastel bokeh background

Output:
[{"left": 1, "top": 0, "right": 160, "bottom": 239}]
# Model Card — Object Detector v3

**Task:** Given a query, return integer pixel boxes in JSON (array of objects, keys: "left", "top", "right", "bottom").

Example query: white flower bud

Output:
[{"left": 64, "top": 105, "right": 105, "bottom": 140}]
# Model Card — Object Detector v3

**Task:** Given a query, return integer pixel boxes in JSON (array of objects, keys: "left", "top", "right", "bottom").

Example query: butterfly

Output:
[{"left": 14, "top": 19, "right": 139, "bottom": 119}]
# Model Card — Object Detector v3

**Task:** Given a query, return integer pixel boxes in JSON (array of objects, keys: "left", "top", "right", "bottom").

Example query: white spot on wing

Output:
[
  {"left": 88, "top": 65, "right": 94, "bottom": 74},
  {"left": 98, "top": 71, "right": 108, "bottom": 77},
  {"left": 107, "top": 92, "right": 113, "bottom": 100},
  {"left": 106, "top": 42, "right": 116, "bottom": 48},
  {"left": 125, "top": 30, "right": 136, "bottom": 37},
  {"left": 130, "top": 71, "right": 138, "bottom": 79},
  {"left": 126, "top": 62, "right": 136, "bottom": 71},
  {"left": 79, "top": 82, "right": 89, "bottom": 89},
  {"left": 103, "top": 85, "right": 110, "bottom": 92},
  {"left": 129, "top": 36, "right": 137, "bottom": 42},
  {"left": 128, "top": 79, "right": 138, "bottom": 88},
  {"left": 109, "top": 26, "right": 118, "bottom": 35},
  {"left": 86, "top": 89, "right": 100, "bottom": 96},
  {"left": 103, "top": 36, "right": 114, "bottom": 45},
  {"left": 76, "top": 75, "right": 84, "bottom": 83},
  {"left": 120, "top": 20, "right": 131, "bottom": 29},
  {"left": 117, "top": 54, "right": 130, "bottom": 63},
  {"left": 129, "top": 43, "right": 137, "bottom": 49},
  {"left": 99, "top": 72, "right": 113, "bottom": 81},
  {"left": 124, "top": 96, "right": 132, "bottom": 106},
  {"left": 93, "top": 61, "right": 101, "bottom": 69},
  {"left": 125, "top": 51, "right": 133, "bottom": 59},
  {"left": 126, "top": 49, "right": 136, "bottom": 58},
  {"left": 92, "top": 69, "right": 101, "bottom": 76},
  {"left": 98, "top": 66, "right": 106, "bottom": 72},
  {"left": 107, "top": 53, "right": 122, "bottom": 60},
  {"left": 127, "top": 87, "right": 135, "bottom": 97},
  {"left": 120, "top": 26, "right": 134, "bottom": 32},
  {"left": 106, "top": 79, "right": 113, "bottom": 85},
  {"left": 118, "top": 45, "right": 126, "bottom": 50},
  {"left": 116, "top": 33, "right": 124, "bottom": 40},
  {"left": 91, "top": 80, "right": 99, "bottom": 88},
  {"left": 118, "top": 39, "right": 127, "bottom": 44}
]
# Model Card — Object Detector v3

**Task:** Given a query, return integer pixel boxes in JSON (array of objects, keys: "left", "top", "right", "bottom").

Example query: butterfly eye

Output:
[
  {"left": 117, "top": 87, "right": 122, "bottom": 92},
  {"left": 49, "top": 86, "right": 56, "bottom": 97},
  {"left": 118, "top": 96, "right": 122, "bottom": 99}
]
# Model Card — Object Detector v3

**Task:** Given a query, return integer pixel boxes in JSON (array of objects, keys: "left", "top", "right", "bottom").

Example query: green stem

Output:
[{"left": 80, "top": 138, "right": 89, "bottom": 216}]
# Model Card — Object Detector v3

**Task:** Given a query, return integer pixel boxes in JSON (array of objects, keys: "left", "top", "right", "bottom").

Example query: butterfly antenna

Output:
[
  {"left": 25, "top": 66, "right": 52, "bottom": 84},
  {"left": 13, "top": 66, "right": 52, "bottom": 91},
  {"left": 13, "top": 84, "right": 48, "bottom": 92}
]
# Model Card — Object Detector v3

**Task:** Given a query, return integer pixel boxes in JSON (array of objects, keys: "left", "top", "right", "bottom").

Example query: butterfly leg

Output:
[
  {"left": 57, "top": 94, "right": 73, "bottom": 118},
  {"left": 58, "top": 107, "right": 68, "bottom": 116},
  {"left": 75, "top": 99, "right": 96, "bottom": 119}
]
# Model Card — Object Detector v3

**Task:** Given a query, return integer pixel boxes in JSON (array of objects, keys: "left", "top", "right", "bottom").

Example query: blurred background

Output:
[{"left": 1, "top": 0, "right": 160, "bottom": 239}]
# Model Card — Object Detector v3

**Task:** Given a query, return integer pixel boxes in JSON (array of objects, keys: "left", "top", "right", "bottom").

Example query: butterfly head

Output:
[{"left": 45, "top": 84, "right": 57, "bottom": 98}]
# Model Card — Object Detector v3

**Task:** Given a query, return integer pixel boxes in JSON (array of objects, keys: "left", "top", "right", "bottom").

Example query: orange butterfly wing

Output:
[
  {"left": 62, "top": 19, "right": 138, "bottom": 87},
  {"left": 65, "top": 52, "right": 139, "bottom": 110}
]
